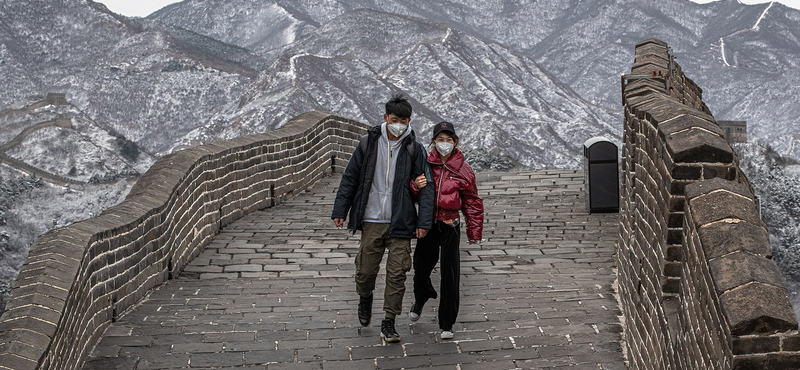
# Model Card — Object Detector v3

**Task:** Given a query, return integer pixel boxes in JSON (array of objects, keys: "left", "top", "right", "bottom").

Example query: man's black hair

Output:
[{"left": 385, "top": 93, "right": 412, "bottom": 119}]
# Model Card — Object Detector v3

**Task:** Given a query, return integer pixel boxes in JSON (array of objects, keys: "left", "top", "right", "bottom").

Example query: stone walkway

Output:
[{"left": 82, "top": 171, "right": 626, "bottom": 370}]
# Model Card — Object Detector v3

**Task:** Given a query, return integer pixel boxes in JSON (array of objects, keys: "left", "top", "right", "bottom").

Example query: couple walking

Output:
[{"left": 331, "top": 94, "right": 484, "bottom": 342}]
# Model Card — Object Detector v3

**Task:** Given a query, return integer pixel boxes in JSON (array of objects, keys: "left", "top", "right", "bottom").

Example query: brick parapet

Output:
[
  {"left": 618, "top": 39, "right": 799, "bottom": 369},
  {"left": 0, "top": 111, "right": 368, "bottom": 370}
]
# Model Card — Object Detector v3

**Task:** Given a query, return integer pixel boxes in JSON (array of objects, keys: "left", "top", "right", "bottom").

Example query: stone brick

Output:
[
  {"left": 658, "top": 114, "right": 724, "bottom": 142},
  {"left": 685, "top": 177, "right": 753, "bottom": 200},
  {"left": 670, "top": 164, "right": 702, "bottom": 180},
  {"left": 625, "top": 94, "right": 662, "bottom": 111},
  {"left": 377, "top": 355, "right": 431, "bottom": 370},
  {"left": 0, "top": 316, "right": 57, "bottom": 345},
  {"left": 0, "top": 353, "right": 38, "bottom": 370},
  {"left": 688, "top": 190, "right": 761, "bottom": 227},
  {"left": 709, "top": 251, "right": 786, "bottom": 293},
  {"left": 719, "top": 282, "right": 798, "bottom": 335},
  {"left": 732, "top": 336, "right": 780, "bottom": 355},
  {"left": 732, "top": 355, "right": 767, "bottom": 370},
  {"left": 0, "top": 320, "right": 54, "bottom": 350},
  {"left": 766, "top": 353, "right": 800, "bottom": 369},
  {"left": 0, "top": 341, "right": 42, "bottom": 363},
  {"left": 698, "top": 220, "right": 770, "bottom": 259},
  {"left": 782, "top": 334, "right": 800, "bottom": 351},
  {"left": 351, "top": 345, "right": 404, "bottom": 359},
  {"left": 636, "top": 38, "right": 669, "bottom": 48},
  {"left": 625, "top": 79, "right": 668, "bottom": 99},
  {"left": 82, "top": 356, "right": 138, "bottom": 370},
  {"left": 644, "top": 99, "right": 715, "bottom": 127},
  {"left": 665, "top": 128, "right": 733, "bottom": 164}
]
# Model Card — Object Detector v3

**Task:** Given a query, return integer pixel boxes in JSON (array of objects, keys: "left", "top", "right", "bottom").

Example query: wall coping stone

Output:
[
  {"left": 685, "top": 177, "right": 754, "bottom": 200},
  {"left": 709, "top": 251, "right": 787, "bottom": 293},
  {"left": 665, "top": 128, "right": 733, "bottom": 163},
  {"left": 658, "top": 114, "right": 725, "bottom": 140},
  {"left": 698, "top": 221, "right": 771, "bottom": 259},
  {"left": 636, "top": 38, "right": 669, "bottom": 48},
  {"left": 688, "top": 189, "right": 762, "bottom": 226},
  {"left": 720, "top": 282, "right": 798, "bottom": 335}
]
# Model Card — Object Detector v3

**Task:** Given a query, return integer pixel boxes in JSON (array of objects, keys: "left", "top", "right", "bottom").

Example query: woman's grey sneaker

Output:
[
  {"left": 381, "top": 318, "right": 401, "bottom": 342},
  {"left": 358, "top": 294, "right": 373, "bottom": 327},
  {"left": 408, "top": 302, "right": 423, "bottom": 322},
  {"left": 441, "top": 330, "right": 454, "bottom": 340}
]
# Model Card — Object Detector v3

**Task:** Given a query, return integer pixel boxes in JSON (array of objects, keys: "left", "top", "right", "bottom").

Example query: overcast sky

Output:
[{"left": 99, "top": 0, "right": 800, "bottom": 18}]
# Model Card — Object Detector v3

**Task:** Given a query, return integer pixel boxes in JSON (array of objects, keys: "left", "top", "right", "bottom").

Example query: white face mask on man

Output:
[
  {"left": 435, "top": 142, "right": 454, "bottom": 156},
  {"left": 387, "top": 123, "right": 408, "bottom": 137}
]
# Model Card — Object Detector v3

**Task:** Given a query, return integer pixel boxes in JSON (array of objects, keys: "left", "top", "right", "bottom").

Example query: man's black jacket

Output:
[{"left": 331, "top": 125, "right": 434, "bottom": 238}]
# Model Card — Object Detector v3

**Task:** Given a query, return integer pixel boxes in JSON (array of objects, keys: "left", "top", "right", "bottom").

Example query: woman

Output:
[{"left": 409, "top": 121, "right": 483, "bottom": 340}]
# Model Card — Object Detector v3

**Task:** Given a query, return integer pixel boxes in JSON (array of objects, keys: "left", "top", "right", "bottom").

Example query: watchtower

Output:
[{"left": 717, "top": 120, "right": 747, "bottom": 143}]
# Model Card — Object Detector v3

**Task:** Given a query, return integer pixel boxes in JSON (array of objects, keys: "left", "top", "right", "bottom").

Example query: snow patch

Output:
[
  {"left": 720, "top": 38, "right": 730, "bottom": 66},
  {"left": 753, "top": 2, "right": 775, "bottom": 31}
]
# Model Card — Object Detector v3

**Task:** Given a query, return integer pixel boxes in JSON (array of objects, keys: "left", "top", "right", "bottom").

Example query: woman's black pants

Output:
[{"left": 413, "top": 220, "right": 460, "bottom": 331}]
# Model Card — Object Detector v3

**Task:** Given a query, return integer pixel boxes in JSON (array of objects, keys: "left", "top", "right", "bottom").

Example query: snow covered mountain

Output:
[
  {"left": 174, "top": 9, "right": 617, "bottom": 168},
  {"left": 0, "top": 0, "right": 262, "bottom": 154},
  {"left": 152, "top": 0, "right": 800, "bottom": 159}
]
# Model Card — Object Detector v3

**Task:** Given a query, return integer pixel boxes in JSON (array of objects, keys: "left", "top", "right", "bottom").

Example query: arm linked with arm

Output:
[{"left": 410, "top": 178, "right": 420, "bottom": 200}]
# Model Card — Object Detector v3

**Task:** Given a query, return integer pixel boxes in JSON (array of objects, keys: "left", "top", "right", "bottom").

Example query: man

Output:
[{"left": 332, "top": 93, "right": 434, "bottom": 342}]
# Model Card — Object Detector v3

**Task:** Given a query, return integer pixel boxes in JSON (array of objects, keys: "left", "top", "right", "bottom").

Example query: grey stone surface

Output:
[
  {"left": 80, "top": 171, "right": 625, "bottom": 369},
  {"left": 658, "top": 114, "right": 725, "bottom": 141},
  {"left": 708, "top": 251, "right": 786, "bottom": 293},
  {"left": 719, "top": 282, "right": 798, "bottom": 335},
  {"left": 685, "top": 177, "right": 754, "bottom": 200},
  {"left": 688, "top": 190, "right": 761, "bottom": 226},
  {"left": 665, "top": 128, "right": 733, "bottom": 164},
  {"left": 698, "top": 220, "right": 771, "bottom": 259}
]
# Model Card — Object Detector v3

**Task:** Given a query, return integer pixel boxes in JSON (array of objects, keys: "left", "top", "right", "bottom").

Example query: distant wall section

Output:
[{"left": 0, "top": 111, "right": 367, "bottom": 370}]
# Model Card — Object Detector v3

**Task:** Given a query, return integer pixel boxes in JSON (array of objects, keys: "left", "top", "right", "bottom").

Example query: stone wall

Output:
[
  {"left": 618, "top": 38, "right": 800, "bottom": 369},
  {"left": 0, "top": 111, "right": 368, "bottom": 370}
]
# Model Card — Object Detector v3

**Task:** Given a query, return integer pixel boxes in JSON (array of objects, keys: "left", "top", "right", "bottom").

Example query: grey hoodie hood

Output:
[{"left": 363, "top": 122, "right": 413, "bottom": 223}]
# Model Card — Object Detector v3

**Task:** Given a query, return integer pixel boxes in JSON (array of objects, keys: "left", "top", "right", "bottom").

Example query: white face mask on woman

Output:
[
  {"left": 387, "top": 123, "right": 408, "bottom": 137},
  {"left": 435, "top": 142, "right": 454, "bottom": 156}
]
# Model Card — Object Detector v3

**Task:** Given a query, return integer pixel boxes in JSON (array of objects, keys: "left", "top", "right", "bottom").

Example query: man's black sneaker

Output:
[
  {"left": 358, "top": 294, "right": 373, "bottom": 327},
  {"left": 408, "top": 302, "right": 423, "bottom": 322},
  {"left": 381, "top": 318, "right": 401, "bottom": 342}
]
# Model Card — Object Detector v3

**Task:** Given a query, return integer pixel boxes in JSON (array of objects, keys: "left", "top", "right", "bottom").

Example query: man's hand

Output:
[
  {"left": 416, "top": 228, "right": 428, "bottom": 238},
  {"left": 334, "top": 218, "right": 344, "bottom": 228},
  {"left": 414, "top": 174, "right": 427, "bottom": 188}
]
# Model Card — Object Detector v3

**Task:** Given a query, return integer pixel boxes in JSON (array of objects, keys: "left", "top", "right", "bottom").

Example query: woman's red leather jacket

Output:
[{"left": 411, "top": 148, "right": 484, "bottom": 241}]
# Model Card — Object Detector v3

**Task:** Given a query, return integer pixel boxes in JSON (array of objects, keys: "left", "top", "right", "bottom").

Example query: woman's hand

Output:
[{"left": 414, "top": 174, "right": 427, "bottom": 188}]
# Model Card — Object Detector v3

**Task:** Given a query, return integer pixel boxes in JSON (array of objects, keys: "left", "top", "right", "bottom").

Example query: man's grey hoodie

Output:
[{"left": 364, "top": 122, "right": 412, "bottom": 223}]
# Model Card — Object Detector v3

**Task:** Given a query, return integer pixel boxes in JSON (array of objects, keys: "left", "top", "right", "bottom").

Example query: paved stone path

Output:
[{"left": 82, "top": 171, "right": 626, "bottom": 370}]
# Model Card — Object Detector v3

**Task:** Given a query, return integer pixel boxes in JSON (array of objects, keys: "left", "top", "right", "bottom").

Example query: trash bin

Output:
[{"left": 584, "top": 137, "right": 619, "bottom": 213}]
